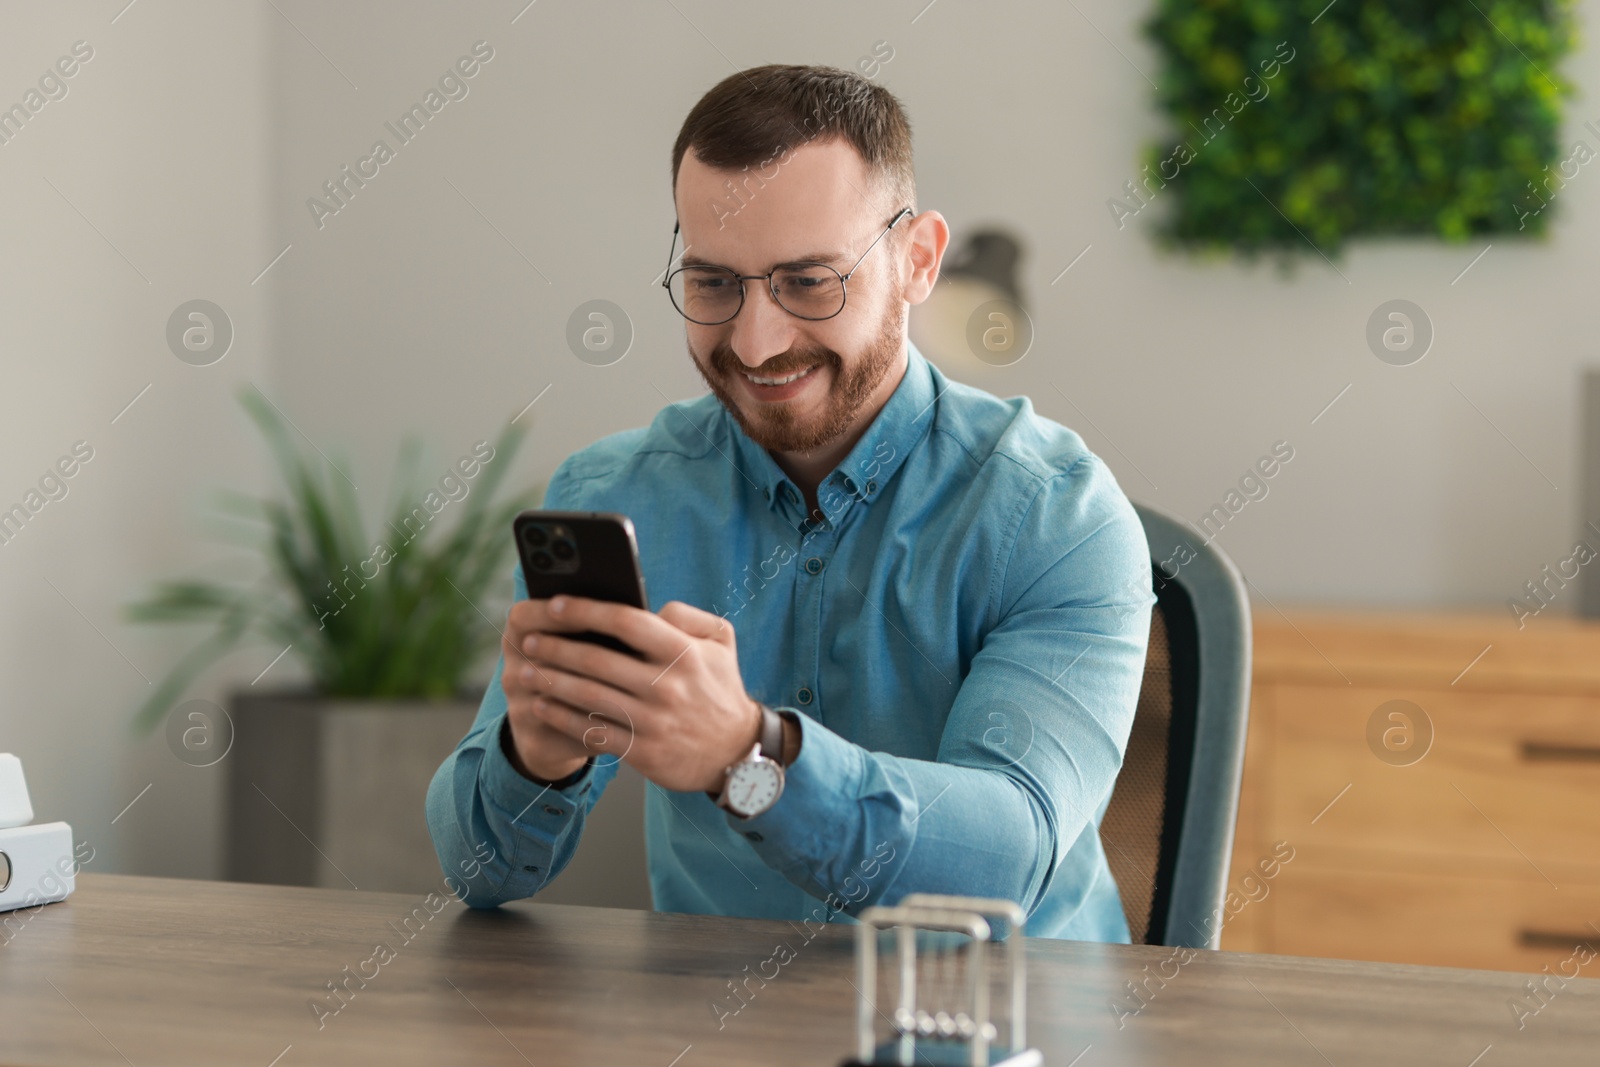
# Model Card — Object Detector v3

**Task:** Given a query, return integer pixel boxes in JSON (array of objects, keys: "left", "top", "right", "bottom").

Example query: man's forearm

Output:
[
  {"left": 727, "top": 715, "right": 1070, "bottom": 917},
  {"left": 425, "top": 713, "right": 607, "bottom": 908}
]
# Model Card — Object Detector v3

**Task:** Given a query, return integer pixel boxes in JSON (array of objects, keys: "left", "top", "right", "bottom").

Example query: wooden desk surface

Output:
[{"left": 2, "top": 874, "right": 1597, "bottom": 1065}]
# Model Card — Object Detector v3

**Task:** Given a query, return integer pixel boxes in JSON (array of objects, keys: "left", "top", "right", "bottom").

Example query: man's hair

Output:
[{"left": 671, "top": 64, "right": 916, "bottom": 223}]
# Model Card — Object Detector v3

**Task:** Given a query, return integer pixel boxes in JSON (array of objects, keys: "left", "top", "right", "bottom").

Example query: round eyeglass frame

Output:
[{"left": 661, "top": 207, "right": 913, "bottom": 325}]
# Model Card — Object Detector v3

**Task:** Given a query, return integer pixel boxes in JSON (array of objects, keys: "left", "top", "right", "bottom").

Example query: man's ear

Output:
[{"left": 900, "top": 209, "right": 949, "bottom": 306}]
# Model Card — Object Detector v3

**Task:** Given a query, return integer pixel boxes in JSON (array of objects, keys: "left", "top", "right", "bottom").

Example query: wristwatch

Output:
[{"left": 709, "top": 701, "right": 790, "bottom": 819}]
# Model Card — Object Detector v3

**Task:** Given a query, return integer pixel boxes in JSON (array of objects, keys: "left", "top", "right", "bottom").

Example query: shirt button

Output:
[
  {"left": 804, "top": 557, "right": 825, "bottom": 574},
  {"left": 866, "top": 480, "right": 877, "bottom": 494},
  {"left": 783, "top": 485, "right": 798, "bottom": 502},
  {"left": 797, "top": 687, "right": 813, "bottom": 705},
  {"left": 542, "top": 805, "right": 564, "bottom": 816},
  {"left": 745, "top": 831, "right": 764, "bottom": 842}
]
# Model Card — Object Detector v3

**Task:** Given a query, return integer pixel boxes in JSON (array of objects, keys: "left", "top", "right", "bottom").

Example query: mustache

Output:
[{"left": 710, "top": 343, "right": 839, "bottom": 379}]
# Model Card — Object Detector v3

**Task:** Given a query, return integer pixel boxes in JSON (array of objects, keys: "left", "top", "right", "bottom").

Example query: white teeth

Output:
[{"left": 746, "top": 365, "right": 813, "bottom": 387}]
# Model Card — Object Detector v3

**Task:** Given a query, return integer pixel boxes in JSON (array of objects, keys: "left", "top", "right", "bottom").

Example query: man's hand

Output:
[
  {"left": 501, "top": 606, "right": 594, "bottom": 783},
  {"left": 506, "top": 595, "right": 763, "bottom": 793}
]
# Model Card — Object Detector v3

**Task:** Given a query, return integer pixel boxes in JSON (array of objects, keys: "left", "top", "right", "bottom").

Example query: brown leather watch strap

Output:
[{"left": 756, "top": 701, "right": 784, "bottom": 763}]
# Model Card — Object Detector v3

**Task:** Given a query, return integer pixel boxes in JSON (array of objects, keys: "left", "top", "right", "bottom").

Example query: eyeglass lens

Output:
[{"left": 668, "top": 264, "right": 845, "bottom": 324}]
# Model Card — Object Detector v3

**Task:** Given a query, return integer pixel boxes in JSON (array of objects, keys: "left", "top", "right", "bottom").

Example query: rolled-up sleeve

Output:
[{"left": 732, "top": 455, "right": 1155, "bottom": 921}]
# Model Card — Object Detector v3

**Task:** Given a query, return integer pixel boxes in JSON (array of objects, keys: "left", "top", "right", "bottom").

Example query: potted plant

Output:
[{"left": 125, "top": 386, "right": 540, "bottom": 892}]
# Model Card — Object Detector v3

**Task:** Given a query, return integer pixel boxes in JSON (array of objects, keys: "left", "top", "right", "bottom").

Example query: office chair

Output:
[{"left": 1097, "top": 502, "right": 1252, "bottom": 950}]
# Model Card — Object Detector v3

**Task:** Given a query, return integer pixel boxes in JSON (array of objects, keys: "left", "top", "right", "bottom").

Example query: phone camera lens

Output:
[
  {"left": 551, "top": 539, "right": 576, "bottom": 561},
  {"left": 530, "top": 550, "right": 554, "bottom": 571},
  {"left": 524, "top": 525, "right": 549, "bottom": 548}
]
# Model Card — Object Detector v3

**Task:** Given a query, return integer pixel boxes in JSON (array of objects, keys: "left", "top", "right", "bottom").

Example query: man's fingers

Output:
[
  {"left": 658, "top": 599, "right": 735, "bottom": 643},
  {"left": 521, "top": 661, "right": 639, "bottom": 727},
  {"left": 522, "top": 631, "right": 657, "bottom": 696},
  {"left": 530, "top": 695, "right": 634, "bottom": 756},
  {"left": 503, "top": 606, "right": 540, "bottom": 667},
  {"left": 538, "top": 595, "right": 681, "bottom": 661},
  {"left": 501, "top": 621, "right": 555, "bottom": 695}
]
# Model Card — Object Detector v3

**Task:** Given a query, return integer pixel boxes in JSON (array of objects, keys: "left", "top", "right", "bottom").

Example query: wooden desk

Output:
[{"left": 2, "top": 874, "right": 1596, "bottom": 1065}]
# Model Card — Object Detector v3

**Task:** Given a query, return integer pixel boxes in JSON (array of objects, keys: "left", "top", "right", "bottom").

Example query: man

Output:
[{"left": 426, "top": 64, "right": 1155, "bottom": 941}]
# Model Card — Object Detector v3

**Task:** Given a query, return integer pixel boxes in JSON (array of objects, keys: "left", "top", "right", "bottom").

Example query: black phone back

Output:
[{"left": 513, "top": 510, "right": 648, "bottom": 657}]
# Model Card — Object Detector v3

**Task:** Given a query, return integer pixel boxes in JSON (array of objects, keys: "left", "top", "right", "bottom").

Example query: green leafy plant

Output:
[
  {"left": 125, "top": 386, "right": 541, "bottom": 734},
  {"left": 1139, "top": 0, "right": 1578, "bottom": 257}
]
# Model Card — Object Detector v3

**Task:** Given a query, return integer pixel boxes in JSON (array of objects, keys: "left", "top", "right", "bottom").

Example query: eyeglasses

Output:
[{"left": 662, "top": 207, "right": 913, "bottom": 325}]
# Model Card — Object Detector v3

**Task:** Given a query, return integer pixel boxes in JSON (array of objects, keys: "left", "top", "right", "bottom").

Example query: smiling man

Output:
[{"left": 426, "top": 64, "right": 1155, "bottom": 941}]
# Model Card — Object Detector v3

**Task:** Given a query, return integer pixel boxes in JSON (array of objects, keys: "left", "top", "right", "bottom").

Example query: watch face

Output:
[{"left": 725, "top": 759, "right": 783, "bottom": 817}]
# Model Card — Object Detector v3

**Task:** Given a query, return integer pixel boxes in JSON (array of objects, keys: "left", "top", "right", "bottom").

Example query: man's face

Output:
[{"left": 673, "top": 138, "right": 907, "bottom": 455}]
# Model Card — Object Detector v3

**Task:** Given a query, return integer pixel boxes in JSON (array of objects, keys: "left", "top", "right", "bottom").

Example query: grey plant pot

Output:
[
  {"left": 226, "top": 689, "right": 479, "bottom": 894},
  {"left": 224, "top": 688, "right": 655, "bottom": 908}
]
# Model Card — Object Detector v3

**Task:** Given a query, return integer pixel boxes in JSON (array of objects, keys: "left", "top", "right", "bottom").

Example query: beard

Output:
[{"left": 691, "top": 278, "right": 907, "bottom": 454}]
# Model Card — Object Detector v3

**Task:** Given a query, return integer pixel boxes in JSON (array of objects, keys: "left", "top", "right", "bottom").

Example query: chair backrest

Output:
[{"left": 1097, "top": 502, "right": 1252, "bottom": 949}]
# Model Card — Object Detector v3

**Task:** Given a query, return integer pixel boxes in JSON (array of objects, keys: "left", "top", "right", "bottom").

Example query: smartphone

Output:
[{"left": 512, "top": 510, "right": 649, "bottom": 658}]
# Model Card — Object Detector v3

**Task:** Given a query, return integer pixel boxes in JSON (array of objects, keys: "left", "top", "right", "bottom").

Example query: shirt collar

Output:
[{"left": 725, "top": 340, "right": 939, "bottom": 522}]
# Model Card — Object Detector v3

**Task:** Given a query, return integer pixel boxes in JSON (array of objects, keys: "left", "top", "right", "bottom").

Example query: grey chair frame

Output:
[{"left": 1131, "top": 502, "right": 1252, "bottom": 950}]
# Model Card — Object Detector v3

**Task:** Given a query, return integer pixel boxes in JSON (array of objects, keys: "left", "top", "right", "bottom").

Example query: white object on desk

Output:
[
  {"left": 0, "top": 822, "right": 77, "bottom": 913},
  {"left": 0, "top": 753, "right": 34, "bottom": 829},
  {"left": 0, "top": 754, "right": 77, "bottom": 915}
]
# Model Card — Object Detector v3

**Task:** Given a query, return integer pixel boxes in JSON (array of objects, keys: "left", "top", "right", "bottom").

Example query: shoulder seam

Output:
[
  {"left": 561, "top": 406, "right": 721, "bottom": 484},
  {"left": 932, "top": 421, "right": 982, "bottom": 471},
  {"left": 987, "top": 454, "right": 1096, "bottom": 630}
]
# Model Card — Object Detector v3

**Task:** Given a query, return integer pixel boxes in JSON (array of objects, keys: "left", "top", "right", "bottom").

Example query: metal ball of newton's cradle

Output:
[{"left": 894, "top": 1008, "right": 996, "bottom": 1042}]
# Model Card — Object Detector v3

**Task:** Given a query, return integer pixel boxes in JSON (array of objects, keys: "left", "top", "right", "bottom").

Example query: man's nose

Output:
[{"left": 728, "top": 280, "right": 797, "bottom": 369}]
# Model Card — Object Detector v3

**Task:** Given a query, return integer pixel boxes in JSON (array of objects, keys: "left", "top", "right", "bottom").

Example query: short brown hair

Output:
[{"left": 671, "top": 64, "right": 916, "bottom": 221}]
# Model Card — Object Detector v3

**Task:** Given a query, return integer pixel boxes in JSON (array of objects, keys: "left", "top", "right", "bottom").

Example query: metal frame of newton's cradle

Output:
[{"left": 843, "top": 894, "right": 1043, "bottom": 1067}]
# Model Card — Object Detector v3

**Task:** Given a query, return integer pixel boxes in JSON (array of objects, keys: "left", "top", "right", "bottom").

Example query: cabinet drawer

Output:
[
  {"left": 1264, "top": 686, "right": 1600, "bottom": 872},
  {"left": 1269, "top": 862, "right": 1600, "bottom": 973}
]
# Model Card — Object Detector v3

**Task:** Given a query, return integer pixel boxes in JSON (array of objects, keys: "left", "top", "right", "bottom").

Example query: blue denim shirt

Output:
[{"left": 426, "top": 340, "right": 1155, "bottom": 941}]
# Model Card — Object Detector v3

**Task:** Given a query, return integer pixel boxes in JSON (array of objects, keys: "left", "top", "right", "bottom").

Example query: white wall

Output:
[
  {"left": 0, "top": 1, "right": 275, "bottom": 877},
  {"left": 271, "top": 0, "right": 1600, "bottom": 613},
  {"left": 3, "top": 0, "right": 1597, "bottom": 879}
]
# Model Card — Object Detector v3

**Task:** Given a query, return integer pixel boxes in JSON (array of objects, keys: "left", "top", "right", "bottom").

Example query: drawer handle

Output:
[
  {"left": 1519, "top": 742, "right": 1600, "bottom": 763},
  {"left": 1519, "top": 928, "right": 1600, "bottom": 951}
]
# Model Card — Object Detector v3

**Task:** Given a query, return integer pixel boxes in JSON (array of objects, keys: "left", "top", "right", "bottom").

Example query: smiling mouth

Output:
[{"left": 743, "top": 365, "right": 817, "bottom": 386}]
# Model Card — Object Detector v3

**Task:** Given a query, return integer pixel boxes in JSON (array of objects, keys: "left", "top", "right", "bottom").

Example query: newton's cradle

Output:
[{"left": 841, "top": 894, "right": 1042, "bottom": 1067}]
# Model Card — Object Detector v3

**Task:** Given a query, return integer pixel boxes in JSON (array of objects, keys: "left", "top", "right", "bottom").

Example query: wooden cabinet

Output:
[{"left": 1222, "top": 609, "right": 1600, "bottom": 974}]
